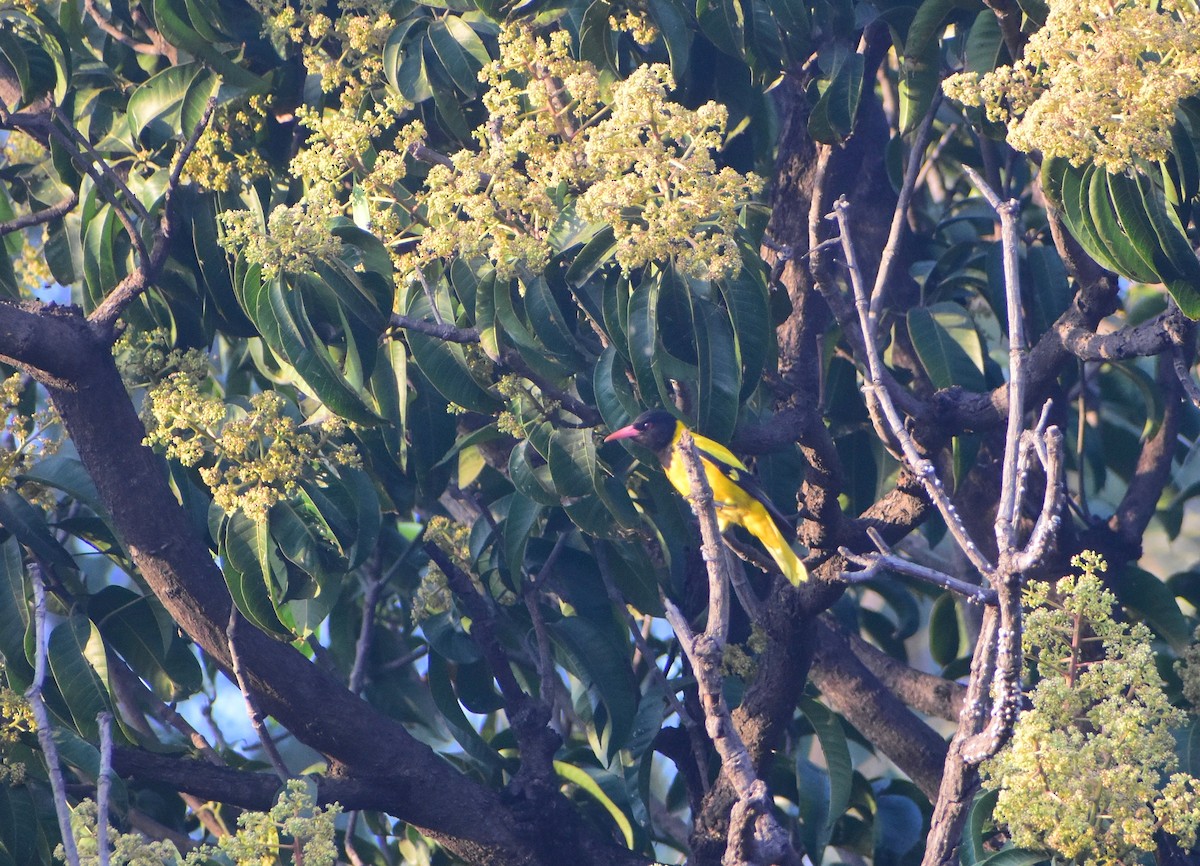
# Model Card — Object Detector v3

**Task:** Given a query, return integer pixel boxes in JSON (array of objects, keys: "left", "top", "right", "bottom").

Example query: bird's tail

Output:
[{"left": 743, "top": 506, "right": 808, "bottom": 585}]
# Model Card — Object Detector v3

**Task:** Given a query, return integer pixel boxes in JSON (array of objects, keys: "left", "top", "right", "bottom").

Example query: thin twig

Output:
[
  {"left": 840, "top": 549, "right": 996, "bottom": 605},
  {"left": 524, "top": 533, "right": 567, "bottom": 692},
  {"left": 88, "top": 97, "right": 218, "bottom": 333},
  {"left": 870, "top": 91, "right": 944, "bottom": 317},
  {"left": 0, "top": 192, "right": 78, "bottom": 237},
  {"left": 349, "top": 558, "right": 401, "bottom": 695},
  {"left": 26, "top": 563, "right": 81, "bottom": 866},
  {"left": 342, "top": 810, "right": 367, "bottom": 866},
  {"left": 389, "top": 313, "right": 480, "bottom": 343},
  {"left": 227, "top": 608, "right": 291, "bottom": 782},
  {"left": 83, "top": 0, "right": 175, "bottom": 58},
  {"left": 164, "top": 96, "right": 218, "bottom": 215},
  {"left": 97, "top": 712, "right": 113, "bottom": 866},
  {"left": 1172, "top": 347, "right": 1200, "bottom": 410},
  {"left": 595, "top": 545, "right": 709, "bottom": 789},
  {"left": 669, "top": 431, "right": 799, "bottom": 865},
  {"left": 831, "top": 197, "right": 994, "bottom": 576}
]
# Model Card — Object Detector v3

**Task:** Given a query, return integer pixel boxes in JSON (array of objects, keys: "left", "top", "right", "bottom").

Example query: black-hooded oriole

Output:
[{"left": 605, "top": 409, "right": 808, "bottom": 585}]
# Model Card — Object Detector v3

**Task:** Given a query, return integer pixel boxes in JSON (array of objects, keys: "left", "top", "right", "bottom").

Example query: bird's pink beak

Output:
[{"left": 604, "top": 424, "right": 640, "bottom": 443}]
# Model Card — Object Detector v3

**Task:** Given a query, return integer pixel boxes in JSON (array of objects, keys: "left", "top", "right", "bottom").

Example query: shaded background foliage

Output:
[{"left": 0, "top": 0, "right": 1199, "bottom": 862}]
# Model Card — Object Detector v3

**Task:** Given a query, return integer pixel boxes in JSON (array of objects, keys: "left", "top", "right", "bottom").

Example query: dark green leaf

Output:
[
  {"left": 961, "top": 788, "right": 999, "bottom": 866},
  {"left": 0, "top": 490, "right": 77, "bottom": 573},
  {"left": 697, "top": 0, "right": 746, "bottom": 57},
  {"left": 47, "top": 615, "right": 110, "bottom": 740},
  {"left": 799, "top": 696, "right": 853, "bottom": 838},
  {"left": 427, "top": 653, "right": 506, "bottom": 772},
  {"left": 906, "top": 303, "right": 986, "bottom": 391},
  {"left": 808, "top": 49, "right": 864, "bottom": 143},
  {"left": 426, "top": 16, "right": 488, "bottom": 96},
  {"left": 548, "top": 614, "right": 638, "bottom": 759}
]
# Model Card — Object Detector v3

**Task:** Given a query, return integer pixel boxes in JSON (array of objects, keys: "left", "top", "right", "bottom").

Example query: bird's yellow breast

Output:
[{"left": 661, "top": 428, "right": 758, "bottom": 530}]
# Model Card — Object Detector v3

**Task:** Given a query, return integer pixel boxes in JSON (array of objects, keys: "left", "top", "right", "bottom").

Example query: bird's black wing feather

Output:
[{"left": 700, "top": 450, "right": 797, "bottom": 539}]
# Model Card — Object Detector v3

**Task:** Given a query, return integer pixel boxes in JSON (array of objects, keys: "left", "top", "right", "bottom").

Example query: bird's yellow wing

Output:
[{"left": 661, "top": 430, "right": 808, "bottom": 584}]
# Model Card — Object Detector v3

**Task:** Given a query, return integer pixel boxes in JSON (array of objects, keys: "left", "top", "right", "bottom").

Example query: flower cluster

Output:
[
  {"left": 943, "top": 0, "right": 1200, "bottom": 172},
  {"left": 250, "top": 0, "right": 395, "bottom": 106},
  {"left": 114, "top": 328, "right": 210, "bottom": 389},
  {"left": 61, "top": 781, "right": 341, "bottom": 866},
  {"left": 182, "top": 96, "right": 273, "bottom": 193},
  {"left": 609, "top": 8, "right": 659, "bottom": 46},
  {"left": 142, "top": 373, "right": 360, "bottom": 521},
  {"left": 0, "top": 373, "right": 59, "bottom": 491},
  {"left": 220, "top": 198, "right": 346, "bottom": 281},
  {"left": 2, "top": 133, "right": 55, "bottom": 294},
  {"left": 1177, "top": 626, "right": 1200, "bottom": 711},
  {"left": 412, "top": 515, "right": 468, "bottom": 623},
  {"left": 208, "top": 779, "right": 340, "bottom": 866},
  {"left": 0, "top": 688, "right": 32, "bottom": 785},
  {"left": 415, "top": 25, "right": 761, "bottom": 281},
  {"left": 981, "top": 552, "right": 1200, "bottom": 865}
]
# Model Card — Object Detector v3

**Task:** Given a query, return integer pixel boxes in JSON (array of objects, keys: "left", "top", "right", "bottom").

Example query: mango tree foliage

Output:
[{"left": 1, "top": 0, "right": 1200, "bottom": 862}]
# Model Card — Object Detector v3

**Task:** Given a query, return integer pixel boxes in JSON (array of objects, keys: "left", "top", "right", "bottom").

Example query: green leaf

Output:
[
  {"left": 1133, "top": 172, "right": 1200, "bottom": 317},
  {"left": 0, "top": 490, "right": 77, "bottom": 573},
  {"left": 91, "top": 586, "right": 201, "bottom": 701},
  {"left": 383, "top": 18, "right": 426, "bottom": 96},
  {"left": 579, "top": 0, "right": 620, "bottom": 74},
  {"left": 502, "top": 493, "right": 542, "bottom": 581},
  {"left": 245, "top": 275, "right": 382, "bottom": 424},
  {"left": 808, "top": 48, "right": 864, "bottom": 144},
  {"left": 795, "top": 757, "right": 831, "bottom": 859},
  {"left": 1087, "top": 169, "right": 1158, "bottom": 284},
  {"left": 961, "top": 788, "right": 999, "bottom": 866},
  {"left": 626, "top": 275, "right": 676, "bottom": 411},
  {"left": 523, "top": 276, "right": 587, "bottom": 369},
  {"left": 1023, "top": 245, "right": 1071, "bottom": 342},
  {"left": 552, "top": 761, "right": 636, "bottom": 848},
  {"left": 697, "top": 0, "right": 746, "bottom": 57},
  {"left": 127, "top": 63, "right": 203, "bottom": 148},
  {"left": 151, "top": 0, "right": 265, "bottom": 91},
  {"left": 1112, "top": 566, "right": 1191, "bottom": 651},
  {"left": 977, "top": 848, "right": 1052, "bottom": 866},
  {"left": 0, "top": 785, "right": 46, "bottom": 866},
  {"left": 427, "top": 653, "right": 506, "bottom": 773},
  {"left": 509, "top": 440, "right": 560, "bottom": 506},
  {"left": 718, "top": 265, "right": 771, "bottom": 401},
  {"left": 548, "top": 614, "right": 638, "bottom": 760},
  {"left": 963, "top": 9, "right": 1006, "bottom": 76},
  {"left": 426, "top": 16, "right": 488, "bottom": 97},
  {"left": 928, "top": 592, "right": 961, "bottom": 666},
  {"left": 547, "top": 427, "right": 597, "bottom": 499},
  {"left": 396, "top": 31, "right": 435, "bottom": 103},
  {"left": 906, "top": 303, "right": 986, "bottom": 391},
  {"left": 493, "top": 275, "right": 573, "bottom": 379},
  {"left": 693, "top": 296, "right": 741, "bottom": 442},
  {"left": 565, "top": 226, "right": 617, "bottom": 289},
  {"left": 47, "top": 615, "right": 110, "bottom": 740},
  {"left": 18, "top": 455, "right": 106, "bottom": 525},
  {"left": 404, "top": 293, "right": 500, "bottom": 414},
  {"left": 648, "top": 0, "right": 693, "bottom": 79},
  {"left": 899, "top": 0, "right": 979, "bottom": 131},
  {"left": 1107, "top": 172, "right": 1174, "bottom": 284},
  {"left": 873, "top": 793, "right": 923, "bottom": 857},
  {"left": 799, "top": 696, "right": 853, "bottom": 839},
  {"left": 220, "top": 513, "right": 291, "bottom": 639},
  {"left": 0, "top": 538, "right": 31, "bottom": 684}
]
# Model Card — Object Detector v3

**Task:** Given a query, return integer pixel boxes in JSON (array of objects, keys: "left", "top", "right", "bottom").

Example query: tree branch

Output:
[
  {"left": 0, "top": 191, "right": 78, "bottom": 237},
  {"left": 809, "top": 620, "right": 948, "bottom": 801}
]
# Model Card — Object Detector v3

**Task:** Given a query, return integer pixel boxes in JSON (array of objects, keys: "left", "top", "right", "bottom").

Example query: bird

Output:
[{"left": 604, "top": 409, "right": 808, "bottom": 585}]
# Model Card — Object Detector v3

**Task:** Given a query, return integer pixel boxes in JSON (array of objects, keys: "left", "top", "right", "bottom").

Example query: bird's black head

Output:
[{"left": 603, "top": 409, "right": 679, "bottom": 453}]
